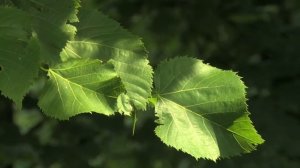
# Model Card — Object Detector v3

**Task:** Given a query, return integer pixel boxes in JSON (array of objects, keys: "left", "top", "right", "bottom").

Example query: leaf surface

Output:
[
  {"left": 0, "top": 7, "right": 40, "bottom": 108},
  {"left": 38, "top": 59, "right": 122, "bottom": 119},
  {"left": 60, "top": 9, "right": 153, "bottom": 110},
  {"left": 117, "top": 93, "right": 133, "bottom": 116},
  {"left": 29, "top": 0, "right": 80, "bottom": 63},
  {"left": 154, "top": 57, "right": 264, "bottom": 161}
]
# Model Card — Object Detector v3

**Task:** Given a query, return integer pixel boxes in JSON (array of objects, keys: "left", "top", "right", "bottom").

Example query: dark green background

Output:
[{"left": 1, "top": 0, "right": 300, "bottom": 167}]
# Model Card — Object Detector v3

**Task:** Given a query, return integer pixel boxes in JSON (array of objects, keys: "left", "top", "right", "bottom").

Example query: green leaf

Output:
[
  {"left": 0, "top": 7, "right": 40, "bottom": 109},
  {"left": 38, "top": 59, "right": 123, "bottom": 120},
  {"left": 60, "top": 8, "right": 153, "bottom": 110},
  {"left": 154, "top": 57, "right": 264, "bottom": 161},
  {"left": 13, "top": 109, "right": 43, "bottom": 135},
  {"left": 0, "top": 7, "right": 30, "bottom": 39},
  {"left": 29, "top": 0, "right": 80, "bottom": 63},
  {"left": 117, "top": 93, "right": 133, "bottom": 116}
]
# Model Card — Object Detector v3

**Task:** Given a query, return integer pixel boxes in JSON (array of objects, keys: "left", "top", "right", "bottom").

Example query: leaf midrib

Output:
[
  {"left": 49, "top": 69, "right": 117, "bottom": 99},
  {"left": 160, "top": 85, "right": 226, "bottom": 96},
  {"left": 159, "top": 96, "right": 257, "bottom": 144},
  {"left": 159, "top": 97, "right": 218, "bottom": 147}
]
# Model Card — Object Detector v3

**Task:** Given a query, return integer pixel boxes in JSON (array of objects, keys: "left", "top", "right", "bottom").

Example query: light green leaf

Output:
[
  {"left": 117, "top": 93, "right": 133, "bottom": 116},
  {"left": 29, "top": 0, "right": 80, "bottom": 63},
  {"left": 154, "top": 57, "right": 264, "bottom": 161},
  {"left": 0, "top": 7, "right": 40, "bottom": 109},
  {"left": 60, "top": 8, "right": 153, "bottom": 110},
  {"left": 38, "top": 59, "right": 123, "bottom": 119}
]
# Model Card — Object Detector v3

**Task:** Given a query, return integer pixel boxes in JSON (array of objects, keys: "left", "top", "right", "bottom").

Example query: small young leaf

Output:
[
  {"left": 38, "top": 59, "right": 123, "bottom": 120},
  {"left": 117, "top": 93, "right": 133, "bottom": 116},
  {"left": 60, "top": 8, "right": 153, "bottom": 110},
  {"left": 154, "top": 57, "right": 264, "bottom": 161},
  {"left": 0, "top": 7, "right": 40, "bottom": 109}
]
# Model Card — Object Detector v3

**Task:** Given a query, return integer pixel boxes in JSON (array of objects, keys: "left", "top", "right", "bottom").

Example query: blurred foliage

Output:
[{"left": 1, "top": 0, "right": 300, "bottom": 167}]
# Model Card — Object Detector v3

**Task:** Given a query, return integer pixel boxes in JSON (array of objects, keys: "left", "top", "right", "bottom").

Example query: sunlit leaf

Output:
[
  {"left": 117, "top": 93, "right": 133, "bottom": 116},
  {"left": 60, "top": 8, "right": 153, "bottom": 110},
  {"left": 38, "top": 59, "right": 123, "bottom": 119},
  {"left": 154, "top": 57, "right": 264, "bottom": 161}
]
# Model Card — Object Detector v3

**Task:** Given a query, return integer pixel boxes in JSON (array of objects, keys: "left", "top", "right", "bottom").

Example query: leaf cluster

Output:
[{"left": 0, "top": 0, "right": 263, "bottom": 160}]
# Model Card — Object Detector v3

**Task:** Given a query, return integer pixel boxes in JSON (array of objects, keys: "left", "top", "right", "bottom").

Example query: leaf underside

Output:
[
  {"left": 60, "top": 8, "right": 153, "bottom": 110},
  {"left": 154, "top": 57, "right": 264, "bottom": 161},
  {"left": 0, "top": 7, "right": 40, "bottom": 109},
  {"left": 38, "top": 59, "right": 123, "bottom": 120}
]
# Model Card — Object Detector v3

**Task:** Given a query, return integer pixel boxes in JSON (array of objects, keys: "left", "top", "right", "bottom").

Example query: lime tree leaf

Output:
[
  {"left": 117, "top": 93, "right": 133, "bottom": 116},
  {"left": 0, "top": 7, "right": 40, "bottom": 109},
  {"left": 0, "top": 7, "right": 30, "bottom": 39},
  {"left": 60, "top": 8, "right": 153, "bottom": 110},
  {"left": 154, "top": 57, "right": 264, "bottom": 161},
  {"left": 38, "top": 59, "right": 123, "bottom": 120},
  {"left": 28, "top": 0, "right": 80, "bottom": 63}
]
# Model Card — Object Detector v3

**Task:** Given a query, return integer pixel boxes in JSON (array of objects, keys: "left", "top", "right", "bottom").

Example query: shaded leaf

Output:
[
  {"left": 0, "top": 7, "right": 40, "bottom": 108},
  {"left": 13, "top": 109, "right": 43, "bottom": 135},
  {"left": 29, "top": 0, "right": 80, "bottom": 63}
]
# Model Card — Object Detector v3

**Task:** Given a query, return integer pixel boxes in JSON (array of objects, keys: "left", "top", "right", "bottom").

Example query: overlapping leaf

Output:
[
  {"left": 28, "top": 0, "right": 80, "bottom": 63},
  {"left": 154, "top": 57, "right": 264, "bottom": 161},
  {"left": 0, "top": 2, "right": 264, "bottom": 161},
  {"left": 60, "top": 9, "right": 153, "bottom": 110},
  {"left": 38, "top": 59, "right": 123, "bottom": 119},
  {"left": 0, "top": 7, "right": 40, "bottom": 109},
  {"left": 117, "top": 93, "right": 133, "bottom": 116}
]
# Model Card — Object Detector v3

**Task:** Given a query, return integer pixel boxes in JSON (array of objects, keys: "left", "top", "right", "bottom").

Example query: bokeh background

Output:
[{"left": 1, "top": 0, "right": 300, "bottom": 167}]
